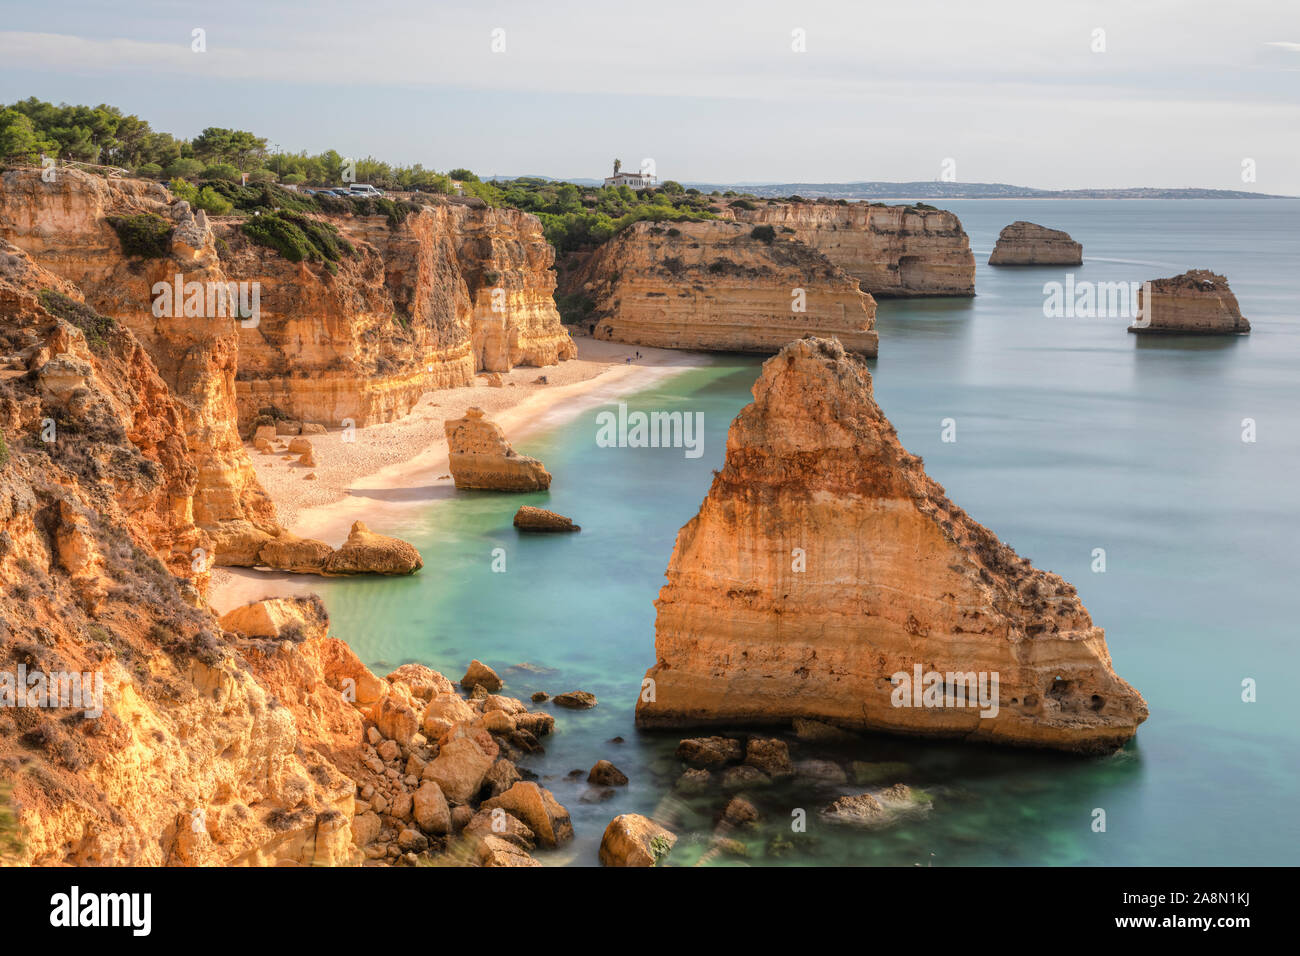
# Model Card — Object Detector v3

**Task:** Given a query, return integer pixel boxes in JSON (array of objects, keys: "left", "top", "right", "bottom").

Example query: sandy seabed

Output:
[{"left": 211, "top": 335, "right": 708, "bottom": 613}]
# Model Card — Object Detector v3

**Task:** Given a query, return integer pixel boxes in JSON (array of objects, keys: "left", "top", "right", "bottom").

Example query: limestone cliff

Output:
[
  {"left": 727, "top": 200, "right": 975, "bottom": 297},
  {"left": 1130, "top": 270, "right": 1250, "bottom": 334},
  {"left": 636, "top": 337, "right": 1147, "bottom": 754},
  {"left": 446, "top": 407, "right": 551, "bottom": 491},
  {"left": 0, "top": 168, "right": 278, "bottom": 565},
  {"left": 231, "top": 201, "right": 575, "bottom": 429},
  {"left": 0, "top": 255, "right": 358, "bottom": 864},
  {"left": 576, "top": 221, "right": 878, "bottom": 356},
  {"left": 449, "top": 203, "right": 578, "bottom": 372},
  {"left": 988, "top": 221, "right": 1082, "bottom": 266}
]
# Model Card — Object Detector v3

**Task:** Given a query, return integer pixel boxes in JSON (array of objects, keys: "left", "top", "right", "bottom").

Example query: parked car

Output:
[{"left": 346, "top": 183, "right": 385, "bottom": 197}]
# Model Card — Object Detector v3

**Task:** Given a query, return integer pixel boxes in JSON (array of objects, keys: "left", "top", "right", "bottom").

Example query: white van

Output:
[{"left": 347, "top": 184, "right": 385, "bottom": 197}]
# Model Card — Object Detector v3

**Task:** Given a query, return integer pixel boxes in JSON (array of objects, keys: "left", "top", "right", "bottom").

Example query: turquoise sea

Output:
[{"left": 295, "top": 199, "right": 1300, "bottom": 866}]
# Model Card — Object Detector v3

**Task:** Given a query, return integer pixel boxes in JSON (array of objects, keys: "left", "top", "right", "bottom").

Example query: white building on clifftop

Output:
[{"left": 604, "top": 160, "right": 656, "bottom": 189}]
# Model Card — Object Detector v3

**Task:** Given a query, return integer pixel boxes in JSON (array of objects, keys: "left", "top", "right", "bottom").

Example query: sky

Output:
[{"left": 2, "top": 0, "right": 1298, "bottom": 192}]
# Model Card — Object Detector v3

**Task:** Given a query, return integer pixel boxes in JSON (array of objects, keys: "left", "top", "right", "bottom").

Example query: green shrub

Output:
[
  {"left": 0, "top": 429, "right": 9, "bottom": 469},
  {"left": 730, "top": 199, "right": 757, "bottom": 210},
  {"left": 106, "top": 212, "right": 173, "bottom": 259},
  {"left": 750, "top": 225, "right": 776, "bottom": 243},
  {"left": 242, "top": 211, "right": 352, "bottom": 263},
  {"left": 136, "top": 162, "right": 163, "bottom": 179},
  {"left": 38, "top": 289, "right": 115, "bottom": 350}
]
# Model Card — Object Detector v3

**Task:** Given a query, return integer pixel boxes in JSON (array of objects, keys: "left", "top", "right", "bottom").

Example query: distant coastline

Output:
[{"left": 504, "top": 177, "right": 1296, "bottom": 201}]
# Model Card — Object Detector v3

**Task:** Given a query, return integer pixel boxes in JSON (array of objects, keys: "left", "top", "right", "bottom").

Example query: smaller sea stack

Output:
[
  {"left": 1130, "top": 270, "right": 1250, "bottom": 334},
  {"left": 988, "top": 221, "right": 1082, "bottom": 266}
]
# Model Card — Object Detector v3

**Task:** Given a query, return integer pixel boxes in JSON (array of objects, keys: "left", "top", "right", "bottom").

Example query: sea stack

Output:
[
  {"left": 636, "top": 337, "right": 1148, "bottom": 754},
  {"left": 1129, "top": 270, "right": 1250, "bottom": 334},
  {"left": 988, "top": 222, "right": 1083, "bottom": 265},
  {"left": 446, "top": 406, "right": 552, "bottom": 490}
]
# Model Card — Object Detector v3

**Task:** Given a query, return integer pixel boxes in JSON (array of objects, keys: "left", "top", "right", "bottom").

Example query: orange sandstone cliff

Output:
[
  {"left": 636, "top": 337, "right": 1147, "bottom": 754},
  {"left": 727, "top": 200, "right": 976, "bottom": 297},
  {"left": 228, "top": 200, "right": 576, "bottom": 429},
  {"left": 0, "top": 168, "right": 278, "bottom": 565},
  {"left": 575, "top": 220, "right": 878, "bottom": 356}
]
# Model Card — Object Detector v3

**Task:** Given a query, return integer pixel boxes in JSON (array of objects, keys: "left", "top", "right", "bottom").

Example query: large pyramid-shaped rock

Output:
[{"left": 636, "top": 337, "right": 1147, "bottom": 753}]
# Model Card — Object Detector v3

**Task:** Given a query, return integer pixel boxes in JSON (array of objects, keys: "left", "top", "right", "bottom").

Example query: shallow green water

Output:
[{"left": 308, "top": 199, "right": 1300, "bottom": 866}]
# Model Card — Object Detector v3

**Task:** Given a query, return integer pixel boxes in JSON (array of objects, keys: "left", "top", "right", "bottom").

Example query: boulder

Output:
[
  {"left": 412, "top": 781, "right": 451, "bottom": 834},
  {"left": 552, "top": 690, "right": 597, "bottom": 709},
  {"left": 475, "top": 834, "right": 542, "bottom": 867},
  {"left": 481, "top": 782, "right": 574, "bottom": 848},
  {"left": 598, "top": 814, "right": 676, "bottom": 867},
  {"left": 821, "top": 792, "right": 888, "bottom": 828},
  {"left": 387, "top": 663, "right": 455, "bottom": 701},
  {"left": 465, "top": 809, "right": 535, "bottom": 849},
  {"left": 422, "top": 736, "right": 494, "bottom": 804},
  {"left": 587, "top": 760, "right": 629, "bottom": 786},
  {"left": 676, "top": 736, "right": 742, "bottom": 768},
  {"left": 461, "top": 659, "right": 502, "bottom": 692},
  {"left": 744, "top": 737, "right": 793, "bottom": 778},
  {"left": 513, "top": 506, "right": 580, "bottom": 533}
]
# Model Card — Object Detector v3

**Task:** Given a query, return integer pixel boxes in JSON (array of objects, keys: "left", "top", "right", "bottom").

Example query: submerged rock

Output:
[
  {"left": 552, "top": 690, "right": 597, "bottom": 709},
  {"left": 1130, "top": 269, "right": 1250, "bottom": 334},
  {"left": 636, "top": 337, "right": 1148, "bottom": 754},
  {"left": 988, "top": 221, "right": 1082, "bottom": 265}
]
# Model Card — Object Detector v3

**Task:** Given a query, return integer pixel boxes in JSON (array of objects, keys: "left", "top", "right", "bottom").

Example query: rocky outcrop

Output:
[
  {"left": 513, "top": 505, "right": 579, "bottom": 532},
  {"left": 0, "top": 168, "right": 278, "bottom": 566},
  {"left": 575, "top": 221, "right": 878, "bottom": 356},
  {"left": 446, "top": 407, "right": 551, "bottom": 491},
  {"left": 1130, "top": 270, "right": 1250, "bottom": 334},
  {"left": 727, "top": 200, "right": 975, "bottom": 297},
  {"left": 988, "top": 221, "right": 1082, "bottom": 265},
  {"left": 636, "top": 337, "right": 1148, "bottom": 754},
  {"left": 599, "top": 814, "right": 675, "bottom": 867},
  {"left": 321, "top": 521, "right": 423, "bottom": 575}
]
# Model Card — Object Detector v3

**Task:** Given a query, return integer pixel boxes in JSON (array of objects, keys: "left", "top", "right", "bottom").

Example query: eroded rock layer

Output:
[
  {"left": 636, "top": 337, "right": 1147, "bottom": 754},
  {"left": 727, "top": 201, "right": 975, "bottom": 297},
  {"left": 1130, "top": 270, "right": 1250, "bottom": 334},
  {"left": 578, "top": 221, "right": 878, "bottom": 356}
]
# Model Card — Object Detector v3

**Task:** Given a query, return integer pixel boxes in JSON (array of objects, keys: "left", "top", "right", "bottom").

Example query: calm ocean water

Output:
[{"left": 308, "top": 199, "right": 1300, "bottom": 866}]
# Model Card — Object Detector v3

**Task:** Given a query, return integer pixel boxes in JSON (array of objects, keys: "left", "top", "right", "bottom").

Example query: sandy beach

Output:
[{"left": 211, "top": 335, "right": 708, "bottom": 613}]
